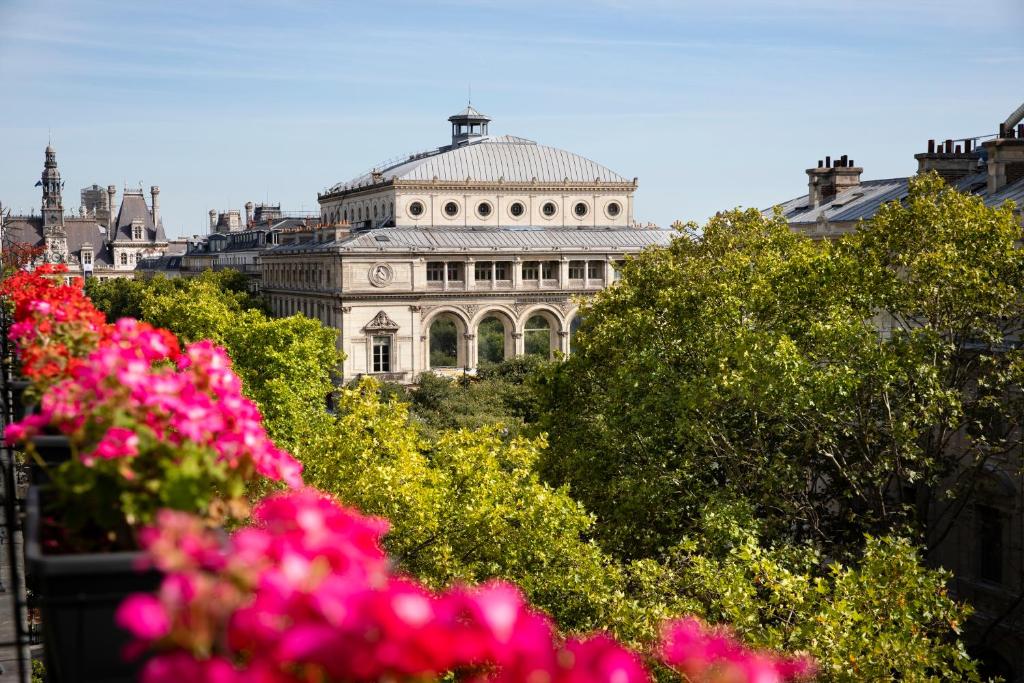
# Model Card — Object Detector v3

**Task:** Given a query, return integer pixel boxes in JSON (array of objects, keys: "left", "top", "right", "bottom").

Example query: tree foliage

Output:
[{"left": 538, "top": 175, "right": 1024, "bottom": 562}]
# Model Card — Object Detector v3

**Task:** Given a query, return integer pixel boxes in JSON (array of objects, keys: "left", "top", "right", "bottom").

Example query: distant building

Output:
[
  {"left": 1, "top": 145, "right": 169, "bottom": 279},
  {"left": 262, "top": 106, "right": 670, "bottom": 383},
  {"left": 767, "top": 102, "right": 1024, "bottom": 683}
]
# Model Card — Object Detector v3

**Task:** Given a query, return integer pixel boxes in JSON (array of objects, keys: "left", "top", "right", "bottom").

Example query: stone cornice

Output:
[{"left": 318, "top": 179, "right": 637, "bottom": 204}]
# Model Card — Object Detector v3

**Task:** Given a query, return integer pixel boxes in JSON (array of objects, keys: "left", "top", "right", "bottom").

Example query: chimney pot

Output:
[
  {"left": 928, "top": 139, "right": 935, "bottom": 154},
  {"left": 944, "top": 139, "right": 953, "bottom": 153},
  {"left": 825, "top": 155, "right": 831, "bottom": 167},
  {"left": 1018, "top": 124, "right": 1024, "bottom": 138},
  {"left": 840, "top": 154, "right": 848, "bottom": 166},
  {"left": 849, "top": 159, "right": 854, "bottom": 167},
  {"left": 817, "top": 160, "right": 823, "bottom": 168},
  {"left": 965, "top": 139, "right": 972, "bottom": 152},
  {"left": 955, "top": 145, "right": 961, "bottom": 154},
  {"left": 1000, "top": 123, "right": 1007, "bottom": 138}
]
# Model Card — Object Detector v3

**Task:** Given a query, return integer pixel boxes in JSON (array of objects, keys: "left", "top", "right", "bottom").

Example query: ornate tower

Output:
[
  {"left": 40, "top": 144, "right": 69, "bottom": 263},
  {"left": 41, "top": 144, "right": 64, "bottom": 228}
]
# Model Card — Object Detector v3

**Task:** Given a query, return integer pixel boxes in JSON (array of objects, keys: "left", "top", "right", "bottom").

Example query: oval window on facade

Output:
[
  {"left": 409, "top": 201, "right": 425, "bottom": 217},
  {"left": 541, "top": 201, "right": 557, "bottom": 217},
  {"left": 574, "top": 202, "right": 588, "bottom": 217},
  {"left": 606, "top": 201, "right": 622, "bottom": 218},
  {"left": 509, "top": 201, "right": 526, "bottom": 217},
  {"left": 477, "top": 201, "right": 492, "bottom": 218},
  {"left": 444, "top": 201, "right": 460, "bottom": 217}
]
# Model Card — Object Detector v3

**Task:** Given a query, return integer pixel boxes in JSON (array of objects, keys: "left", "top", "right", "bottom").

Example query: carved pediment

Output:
[{"left": 364, "top": 310, "right": 400, "bottom": 332}]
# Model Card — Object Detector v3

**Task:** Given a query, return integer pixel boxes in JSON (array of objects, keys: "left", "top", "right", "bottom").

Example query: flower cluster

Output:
[
  {"left": 2, "top": 269, "right": 302, "bottom": 540},
  {"left": 7, "top": 318, "right": 301, "bottom": 488},
  {"left": 0, "top": 264, "right": 109, "bottom": 388},
  {"left": 659, "top": 618, "right": 815, "bottom": 683},
  {"left": 117, "top": 489, "right": 814, "bottom": 683}
]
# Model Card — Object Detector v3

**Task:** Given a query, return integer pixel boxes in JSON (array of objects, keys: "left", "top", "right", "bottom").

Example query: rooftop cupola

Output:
[{"left": 448, "top": 105, "right": 490, "bottom": 148}]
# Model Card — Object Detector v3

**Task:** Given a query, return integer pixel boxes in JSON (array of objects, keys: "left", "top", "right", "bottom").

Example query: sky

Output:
[{"left": 1, "top": 0, "right": 1022, "bottom": 238}]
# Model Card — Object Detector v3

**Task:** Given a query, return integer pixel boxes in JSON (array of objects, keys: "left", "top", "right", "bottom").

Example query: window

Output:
[
  {"left": 606, "top": 201, "right": 622, "bottom": 218},
  {"left": 494, "top": 261, "right": 509, "bottom": 280},
  {"left": 120, "top": 252, "right": 128, "bottom": 266},
  {"left": 444, "top": 201, "right": 460, "bottom": 217},
  {"left": 523, "top": 261, "right": 540, "bottom": 280},
  {"left": 475, "top": 261, "right": 493, "bottom": 280},
  {"left": 541, "top": 201, "right": 557, "bottom": 217},
  {"left": 978, "top": 506, "right": 1004, "bottom": 584},
  {"left": 133, "top": 225, "right": 143, "bottom": 240},
  {"left": 587, "top": 260, "right": 602, "bottom": 279},
  {"left": 524, "top": 315, "right": 551, "bottom": 359},
  {"left": 83, "top": 252, "right": 92, "bottom": 265},
  {"left": 447, "top": 262, "right": 462, "bottom": 282},
  {"left": 477, "top": 201, "right": 492, "bottom": 218},
  {"left": 372, "top": 336, "right": 391, "bottom": 373},
  {"left": 358, "top": 207, "right": 363, "bottom": 220},
  {"left": 573, "top": 202, "right": 589, "bottom": 217},
  {"left": 542, "top": 261, "right": 557, "bottom": 279},
  {"left": 612, "top": 260, "right": 625, "bottom": 281},
  {"left": 426, "top": 262, "right": 444, "bottom": 281},
  {"left": 568, "top": 260, "right": 585, "bottom": 279},
  {"left": 509, "top": 201, "right": 525, "bottom": 217},
  {"left": 408, "top": 201, "right": 424, "bottom": 217}
]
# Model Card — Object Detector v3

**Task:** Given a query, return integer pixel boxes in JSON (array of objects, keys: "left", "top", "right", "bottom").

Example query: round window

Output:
[
  {"left": 408, "top": 201, "right": 424, "bottom": 217},
  {"left": 573, "top": 202, "right": 588, "bottom": 217},
  {"left": 477, "top": 201, "right": 492, "bottom": 218},
  {"left": 541, "top": 202, "right": 557, "bottom": 217},
  {"left": 509, "top": 201, "right": 525, "bottom": 217},
  {"left": 606, "top": 201, "right": 621, "bottom": 218},
  {"left": 444, "top": 201, "right": 460, "bottom": 217}
]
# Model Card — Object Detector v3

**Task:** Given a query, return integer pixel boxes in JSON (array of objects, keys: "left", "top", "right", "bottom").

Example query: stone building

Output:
[
  {"left": 768, "top": 102, "right": 1024, "bottom": 683},
  {"left": 262, "top": 106, "right": 670, "bottom": 382},
  {"left": 1, "top": 145, "right": 169, "bottom": 279}
]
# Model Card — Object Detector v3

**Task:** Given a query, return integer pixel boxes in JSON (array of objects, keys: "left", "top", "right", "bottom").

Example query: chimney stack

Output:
[
  {"left": 107, "top": 185, "right": 117, "bottom": 230},
  {"left": 209, "top": 209, "right": 218, "bottom": 232},
  {"left": 245, "top": 201, "right": 254, "bottom": 228},
  {"left": 983, "top": 117, "right": 1024, "bottom": 194},
  {"left": 915, "top": 138, "right": 981, "bottom": 183},
  {"left": 150, "top": 186, "right": 160, "bottom": 228},
  {"left": 806, "top": 154, "right": 863, "bottom": 208}
]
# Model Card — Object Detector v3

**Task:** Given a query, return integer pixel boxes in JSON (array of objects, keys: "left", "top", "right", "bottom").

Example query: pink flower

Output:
[
  {"left": 116, "top": 594, "right": 170, "bottom": 641},
  {"left": 87, "top": 427, "right": 140, "bottom": 463}
]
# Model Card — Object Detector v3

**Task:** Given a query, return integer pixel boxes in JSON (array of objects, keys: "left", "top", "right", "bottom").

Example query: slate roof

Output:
[
  {"left": 266, "top": 227, "right": 673, "bottom": 255},
  {"left": 771, "top": 172, "right": 1024, "bottom": 226},
  {"left": 330, "top": 135, "right": 631, "bottom": 193},
  {"left": 2, "top": 216, "right": 113, "bottom": 265},
  {"left": 113, "top": 190, "right": 167, "bottom": 242}
]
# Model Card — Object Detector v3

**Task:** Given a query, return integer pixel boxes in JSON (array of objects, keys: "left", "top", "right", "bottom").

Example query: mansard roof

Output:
[
  {"left": 265, "top": 226, "right": 672, "bottom": 255},
  {"left": 328, "top": 136, "right": 632, "bottom": 194},
  {"left": 113, "top": 190, "right": 167, "bottom": 242}
]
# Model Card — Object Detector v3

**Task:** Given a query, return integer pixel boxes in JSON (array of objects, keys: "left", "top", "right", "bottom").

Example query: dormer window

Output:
[
  {"left": 133, "top": 226, "right": 142, "bottom": 240},
  {"left": 82, "top": 251, "right": 92, "bottom": 265}
]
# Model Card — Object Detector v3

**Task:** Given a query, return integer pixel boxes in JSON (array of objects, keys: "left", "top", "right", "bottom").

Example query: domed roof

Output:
[{"left": 329, "top": 135, "right": 630, "bottom": 193}]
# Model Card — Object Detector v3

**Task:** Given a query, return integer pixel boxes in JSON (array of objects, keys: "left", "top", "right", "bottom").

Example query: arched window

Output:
[
  {"left": 569, "top": 315, "right": 583, "bottom": 354},
  {"left": 120, "top": 252, "right": 128, "bottom": 266},
  {"left": 524, "top": 315, "right": 552, "bottom": 359},
  {"left": 477, "top": 316, "right": 506, "bottom": 365},
  {"left": 429, "top": 316, "right": 459, "bottom": 368}
]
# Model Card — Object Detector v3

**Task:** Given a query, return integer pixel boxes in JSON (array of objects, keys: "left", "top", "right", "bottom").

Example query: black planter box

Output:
[
  {"left": 28, "top": 434, "right": 73, "bottom": 485},
  {"left": 26, "top": 487, "right": 160, "bottom": 683}
]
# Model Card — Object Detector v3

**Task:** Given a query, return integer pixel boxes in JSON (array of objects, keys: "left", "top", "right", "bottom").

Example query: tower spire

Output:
[{"left": 41, "top": 142, "right": 63, "bottom": 228}]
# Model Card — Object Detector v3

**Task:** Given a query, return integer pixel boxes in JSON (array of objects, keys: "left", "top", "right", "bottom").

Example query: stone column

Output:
[
  {"left": 559, "top": 257, "right": 569, "bottom": 289},
  {"left": 464, "top": 333, "right": 476, "bottom": 371},
  {"left": 604, "top": 257, "right": 614, "bottom": 284},
  {"left": 583, "top": 260, "right": 590, "bottom": 289},
  {"left": 442, "top": 260, "right": 449, "bottom": 292},
  {"left": 558, "top": 330, "right": 571, "bottom": 356},
  {"left": 512, "top": 331, "right": 524, "bottom": 357},
  {"left": 513, "top": 256, "right": 522, "bottom": 290},
  {"left": 466, "top": 257, "right": 475, "bottom": 291},
  {"left": 491, "top": 261, "right": 497, "bottom": 291}
]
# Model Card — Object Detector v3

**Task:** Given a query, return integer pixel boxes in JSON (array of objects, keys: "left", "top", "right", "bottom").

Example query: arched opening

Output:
[
  {"left": 524, "top": 314, "right": 552, "bottom": 359},
  {"left": 477, "top": 316, "right": 506, "bottom": 365},
  {"left": 569, "top": 314, "right": 583, "bottom": 354},
  {"left": 429, "top": 316, "right": 460, "bottom": 368}
]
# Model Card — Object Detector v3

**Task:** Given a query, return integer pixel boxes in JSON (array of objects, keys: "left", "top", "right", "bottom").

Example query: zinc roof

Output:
[
  {"left": 331, "top": 136, "right": 631, "bottom": 192},
  {"left": 266, "top": 227, "right": 673, "bottom": 255}
]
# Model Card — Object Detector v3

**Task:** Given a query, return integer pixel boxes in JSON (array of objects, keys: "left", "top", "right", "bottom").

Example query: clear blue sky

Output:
[{"left": 1, "top": 0, "right": 1021, "bottom": 237}]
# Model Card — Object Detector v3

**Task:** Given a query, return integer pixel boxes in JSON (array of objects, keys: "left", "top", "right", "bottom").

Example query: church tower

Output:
[
  {"left": 40, "top": 144, "right": 69, "bottom": 263},
  {"left": 41, "top": 144, "right": 64, "bottom": 228}
]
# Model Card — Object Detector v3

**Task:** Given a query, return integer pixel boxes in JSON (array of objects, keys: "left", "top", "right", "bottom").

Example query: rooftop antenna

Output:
[{"left": 468, "top": 84, "right": 471, "bottom": 106}]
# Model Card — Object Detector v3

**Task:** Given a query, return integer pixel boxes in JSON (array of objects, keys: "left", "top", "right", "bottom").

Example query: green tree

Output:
[{"left": 538, "top": 176, "right": 1024, "bottom": 561}]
